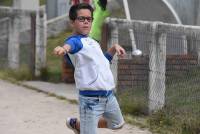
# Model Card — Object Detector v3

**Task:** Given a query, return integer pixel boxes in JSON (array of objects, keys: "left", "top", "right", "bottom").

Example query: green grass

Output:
[
  {"left": 117, "top": 87, "right": 148, "bottom": 116},
  {"left": 165, "top": 67, "right": 200, "bottom": 115},
  {"left": 40, "top": 0, "right": 46, "bottom": 5},
  {"left": 147, "top": 109, "right": 200, "bottom": 134},
  {"left": 0, "top": 0, "right": 12, "bottom": 6},
  {"left": 148, "top": 67, "right": 200, "bottom": 134},
  {"left": 0, "top": 66, "right": 33, "bottom": 82}
]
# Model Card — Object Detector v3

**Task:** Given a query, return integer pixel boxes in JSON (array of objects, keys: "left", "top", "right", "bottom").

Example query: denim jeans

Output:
[{"left": 79, "top": 92, "right": 125, "bottom": 134}]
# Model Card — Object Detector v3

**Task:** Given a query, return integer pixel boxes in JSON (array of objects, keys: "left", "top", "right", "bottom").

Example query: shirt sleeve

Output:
[
  {"left": 64, "top": 54, "right": 74, "bottom": 67},
  {"left": 104, "top": 52, "right": 113, "bottom": 62},
  {"left": 64, "top": 38, "right": 83, "bottom": 54},
  {"left": 63, "top": 37, "right": 83, "bottom": 67}
]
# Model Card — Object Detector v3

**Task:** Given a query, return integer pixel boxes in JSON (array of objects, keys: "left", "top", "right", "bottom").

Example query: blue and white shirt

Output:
[{"left": 64, "top": 35, "right": 115, "bottom": 96}]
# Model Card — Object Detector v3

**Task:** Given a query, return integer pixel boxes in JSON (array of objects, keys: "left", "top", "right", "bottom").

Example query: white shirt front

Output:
[{"left": 65, "top": 35, "right": 115, "bottom": 91}]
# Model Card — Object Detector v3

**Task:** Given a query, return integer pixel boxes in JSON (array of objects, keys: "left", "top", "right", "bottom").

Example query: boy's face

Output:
[{"left": 71, "top": 9, "right": 92, "bottom": 35}]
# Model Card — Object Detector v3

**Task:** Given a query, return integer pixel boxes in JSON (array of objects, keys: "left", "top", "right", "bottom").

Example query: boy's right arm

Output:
[{"left": 53, "top": 44, "right": 71, "bottom": 56}]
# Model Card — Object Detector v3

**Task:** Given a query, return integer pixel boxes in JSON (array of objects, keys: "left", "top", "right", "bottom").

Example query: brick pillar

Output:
[{"left": 61, "top": 58, "right": 75, "bottom": 83}]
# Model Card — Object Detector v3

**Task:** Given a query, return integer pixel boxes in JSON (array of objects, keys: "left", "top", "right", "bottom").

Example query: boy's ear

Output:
[{"left": 69, "top": 20, "right": 75, "bottom": 27}]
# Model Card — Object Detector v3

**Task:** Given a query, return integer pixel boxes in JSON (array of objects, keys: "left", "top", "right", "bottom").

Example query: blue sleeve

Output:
[
  {"left": 64, "top": 38, "right": 83, "bottom": 54},
  {"left": 63, "top": 37, "right": 83, "bottom": 67},
  {"left": 64, "top": 54, "right": 74, "bottom": 67},
  {"left": 104, "top": 52, "right": 113, "bottom": 62}
]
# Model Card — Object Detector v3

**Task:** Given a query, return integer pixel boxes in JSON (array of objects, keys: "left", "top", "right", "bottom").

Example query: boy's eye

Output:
[{"left": 76, "top": 16, "right": 93, "bottom": 22}]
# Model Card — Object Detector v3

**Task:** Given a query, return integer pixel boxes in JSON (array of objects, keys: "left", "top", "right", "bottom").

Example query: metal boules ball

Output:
[{"left": 132, "top": 49, "right": 142, "bottom": 56}]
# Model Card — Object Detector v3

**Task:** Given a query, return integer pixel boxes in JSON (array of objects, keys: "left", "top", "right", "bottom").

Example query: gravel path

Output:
[{"left": 0, "top": 80, "right": 152, "bottom": 134}]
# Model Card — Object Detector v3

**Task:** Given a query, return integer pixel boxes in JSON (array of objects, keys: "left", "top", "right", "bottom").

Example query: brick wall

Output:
[
  {"left": 166, "top": 54, "right": 198, "bottom": 77},
  {"left": 117, "top": 54, "right": 199, "bottom": 90},
  {"left": 117, "top": 56, "right": 149, "bottom": 90},
  {"left": 62, "top": 54, "right": 198, "bottom": 86},
  {"left": 61, "top": 57, "right": 75, "bottom": 83}
]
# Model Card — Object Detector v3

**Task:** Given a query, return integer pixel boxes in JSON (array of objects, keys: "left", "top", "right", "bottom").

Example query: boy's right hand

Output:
[{"left": 53, "top": 46, "right": 67, "bottom": 56}]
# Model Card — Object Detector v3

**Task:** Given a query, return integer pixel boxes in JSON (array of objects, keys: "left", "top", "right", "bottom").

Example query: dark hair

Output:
[{"left": 69, "top": 3, "right": 94, "bottom": 21}]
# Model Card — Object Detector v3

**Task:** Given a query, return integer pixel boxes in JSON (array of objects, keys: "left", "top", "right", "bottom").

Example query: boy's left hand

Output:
[{"left": 114, "top": 44, "right": 126, "bottom": 58}]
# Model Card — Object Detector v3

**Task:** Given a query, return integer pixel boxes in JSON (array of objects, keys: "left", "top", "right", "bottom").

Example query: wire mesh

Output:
[{"left": 107, "top": 18, "right": 200, "bottom": 121}]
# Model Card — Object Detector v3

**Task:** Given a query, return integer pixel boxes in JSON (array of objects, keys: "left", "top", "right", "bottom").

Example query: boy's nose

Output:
[{"left": 83, "top": 20, "right": 90, "bottom": 24}]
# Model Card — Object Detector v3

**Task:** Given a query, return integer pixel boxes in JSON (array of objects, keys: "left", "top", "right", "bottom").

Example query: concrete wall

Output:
[
  {"left": 47, "top": 14, "right": 71, "bottom": 37},
  {"left": 46, "top": 0, "right": 70, "bottom": 20},
  {"left": 126, "top": 0, "right": 200, "bottom": 25},
  {"left": 0, "top": 18, "right": 9, "bottom": 60},
  {"left": 166, "top": 0, "right": 199, "bottom": 25},
  {"left": 127, "top": 0, "right": 180, "bottom": 24},
  {"left": 13, "top": 0, "right": 39, "bottom": 10}
]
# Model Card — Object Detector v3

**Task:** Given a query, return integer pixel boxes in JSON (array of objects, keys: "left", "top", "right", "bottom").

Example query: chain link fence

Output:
[{"left": 106, "top": 18, "right": 200, "bottom": 130}]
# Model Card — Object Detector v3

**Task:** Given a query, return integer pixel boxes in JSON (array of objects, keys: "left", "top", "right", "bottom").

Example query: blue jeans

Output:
[{"left": 79, "top": 92, "right": 125, "bottom": 134}]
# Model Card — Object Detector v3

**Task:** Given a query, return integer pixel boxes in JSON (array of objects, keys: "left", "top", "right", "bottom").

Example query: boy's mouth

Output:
[
  {"left": 82, "top": 26, "right": 90, "bottom": 30},
  {"left": 83, "top": 26, "right": 89, "bottom": 28}
]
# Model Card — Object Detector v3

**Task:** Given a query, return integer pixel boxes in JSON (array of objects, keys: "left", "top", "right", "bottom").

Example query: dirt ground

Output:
[{"left": 0, "top": 80, "right": 152, "bottom": 134}]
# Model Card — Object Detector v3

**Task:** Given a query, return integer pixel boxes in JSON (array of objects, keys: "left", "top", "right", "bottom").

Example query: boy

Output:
[{"left": 53, "top": 3, "right": 125, "bottom": 134}]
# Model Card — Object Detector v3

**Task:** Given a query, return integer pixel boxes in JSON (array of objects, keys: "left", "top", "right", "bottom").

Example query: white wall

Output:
[{"left": 13, "top": 0, "right": 39, "bottom": 10}]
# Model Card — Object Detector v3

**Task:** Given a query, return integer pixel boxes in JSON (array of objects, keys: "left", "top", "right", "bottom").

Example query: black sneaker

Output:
[{"left": 66, "top": 117, "right": 80, "bottom": 134}]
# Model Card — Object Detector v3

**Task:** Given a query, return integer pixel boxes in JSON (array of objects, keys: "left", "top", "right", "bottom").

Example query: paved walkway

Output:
[{"left": 0, "top": 80, "right": 152, "bottom": 134}]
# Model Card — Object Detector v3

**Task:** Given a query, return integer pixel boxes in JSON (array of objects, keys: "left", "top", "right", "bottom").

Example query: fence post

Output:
[
  {"left": 197, "top": 41, "right": 200, "bottom": 65},
  {"left": 108, "top": 21, "right": 119, "bottom": 89},
  {"left": 30, "top": 13, "right": 36, "bottom": 76},
  {"left": 8, "top": 14, "right": 20, "bottom": 69},
  {"left": 148, "top": 22, "right": 167, "bottom": 113},
  {"left": 34, "top": 9, "right": 47, "bottom": 76},
  {"left": 182, "top": 35, "right": 188, "bottom": 54},
  {"left": 34, "top": 10, "right": 41, "bottom": 76},
  {"left": 40, "top": 9, "right": 47, "bottom": 69}
]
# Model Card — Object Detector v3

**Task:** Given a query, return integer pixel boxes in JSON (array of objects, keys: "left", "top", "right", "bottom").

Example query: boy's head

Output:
[{"left": 69, "top": 3, "right": 94, "bottom": 35}]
